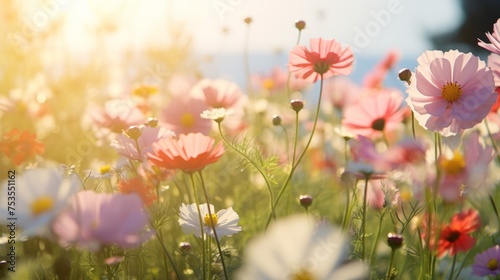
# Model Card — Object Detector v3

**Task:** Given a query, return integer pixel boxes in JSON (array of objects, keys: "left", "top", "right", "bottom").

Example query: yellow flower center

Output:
[
  {"left": 291, "top": 269, "right": 316, "bottom": 280},
  {"left": 99, "top": 165, "right": 111, "bottom": 175},
  {"left": 440, "top": 151, "right": 466, "bottom": 175},
  {"left": 31, "top": 196, "right": 54, "bottom": 216},
  {"left": 132, "top": 85, "right": 158, "bottom": 98},
  {"left": 262, "top": 78, "right": 275, "bottom": 90},
  {"left": 441, "top": 81, "right": 463, "bottom": 102},
  {"left": 488, "top": 258, "right": 499, "bottom": 271},
  {"left": 180, "top": 113, "right": 195, "bottom": 128},
  {"left": 204, "top": 214, "right": 218, "bottom": 227},
  {"left": 313, "top": 61, "right": 330, "bottom": 75}
]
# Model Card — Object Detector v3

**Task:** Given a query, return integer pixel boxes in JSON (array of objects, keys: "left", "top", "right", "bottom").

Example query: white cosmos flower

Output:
[
  {"left": 237, "top": 215, "right": 368, "bottom": 280},
  {"left": 178, "top": 203, "right": 241, "bottom": 238},
  {"left": 200, "top": 108, "right": 234, "bottom": 123},
  {"left": 0, "top": 167, "right": 80, "bottom": 237}
]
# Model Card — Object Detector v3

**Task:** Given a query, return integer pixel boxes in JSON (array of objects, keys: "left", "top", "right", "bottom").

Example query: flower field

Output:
[{"left": 2, "top": 2, "right": 500, "bottom": 279}]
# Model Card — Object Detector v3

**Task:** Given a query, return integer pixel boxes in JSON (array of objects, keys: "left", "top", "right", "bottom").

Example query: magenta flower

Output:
[
  {"left": 478, "top": 19, "right": 500, "bottom": 55},
  {"left": 406, "top": 50, "right": 496, "bottom": 136},
  {"left": 52, "top": 191, "right": 153, "bottom": 252},
  {"left": 473, "top": 245, "right": 500, "bottom": 276},
  {"left": 289, "top": 38, "right": 354, "bottom": 83}
]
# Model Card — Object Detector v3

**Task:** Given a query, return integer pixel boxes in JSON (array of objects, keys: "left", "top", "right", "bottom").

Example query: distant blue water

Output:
[{"left": 197, "top": 52, "right": 419, "bottom": 96}]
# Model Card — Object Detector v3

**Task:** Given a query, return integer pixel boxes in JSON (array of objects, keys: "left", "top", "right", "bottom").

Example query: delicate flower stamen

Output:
[
  {"left": 488, "top": 258, "right": 499, "bottom": 271},
  {"left": 440, "top": 151, "right": 466, "bottom": 175},
  {"left": 99, "top": 165, "right": 112, "bottom": 175},
  {"left": 441, "top": 81, "right": 463, "bottom": 102},
  {"left": 204, "top": 214, "right": 218, "bottom": 227},
  {"left": 180, "top": 113, "right": 196, "bottom": 128},
  {"left": 291, "top": 269, "right": 316, "bottom": 280},
  {"left": 31, "top": 196, "right": 54, "bottom": 216}
]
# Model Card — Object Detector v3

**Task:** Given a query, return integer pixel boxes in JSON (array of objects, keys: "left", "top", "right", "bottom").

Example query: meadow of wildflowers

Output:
[{"left": 2, "top": 2, "right": 500, "bottom": 279}]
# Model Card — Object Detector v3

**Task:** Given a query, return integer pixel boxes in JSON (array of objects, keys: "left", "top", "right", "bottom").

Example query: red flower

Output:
[
  {"left": 437, "top": 209, "right": 481, "bottom": 257},
  {"left": 147, "top": 133, "right": 224, "bottom": 173},
  {"left": 0, "top": 129, "right": 45, "bottom": 166},
  {"left": 117, "top": 177, "right": 157, "bottom": 206},
  {"left": 288, "top": 38, "right": 354, "bottom": 83}
]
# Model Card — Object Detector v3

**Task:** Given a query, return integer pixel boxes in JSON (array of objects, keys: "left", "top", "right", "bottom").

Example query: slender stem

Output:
[
  {"left": 361, "top": 175, "right": 370, "bottom": 260},
  {"left": 156, "top": 230, "right": 183, "bottom": 280},
  {"left": 188, "top": 173, "right": 207, "bottom": 280},
  {"left": 266, "top": 76, "right": 325, "bottom": 229},
  {"left": 198, "top": 171, "right": 229, "bottom": 280},
  {"left": 411, "top": 111, "right": 416, "bottom": 139},
  {"left": 448, "top": 254, "right": 457, "bottom": 280},
  {"left": 244, "top": 22, "right": 251, "bottom": 97},
  {"left": 217, "top": 124, "right": 275, "bottom": 220},
  {"left": 370, "top": 211, "right": 386, "bottom": 270},
  {"left": 484, "top": 118, "right": 500, "bottom": 164},
  {"left": 385, "top": 249, "right": 396, "bottom": 280},
  {"left": 489, "top": 194, "right": 500, "bottom": 228},
  {"left": 291, "top": 111, "right": 300, "bottom": 166},
  {"left": 285, "top": 29, "right": 303, "bottom": 99},
  {"left": 280, "top": 124, "right": 291, "bottom": 162}
]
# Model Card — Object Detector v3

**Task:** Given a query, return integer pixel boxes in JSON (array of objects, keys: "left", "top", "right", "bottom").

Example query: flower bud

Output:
[
  {"left": 125, "top": 125, "right": 142, "bottom": 140},
  {"left": 145, "top": 117, "right": 158, "bottom": 128},
  {"left": 179, "top": 242, "right": 192, "bottom": 253},
  {"left": 387, "top": 233, "right": 403, "bottom": 249},
  {"left": 299, "top": 195, "right": 313, "bottom": 208},
  {"left": 398, "top": 68, "right": 412, "bottom": 84},
  {"left": 272, "top": 115, "right": 282, "bottom": 126},
  {"left": 244, "top": 17, "right": 252, "bottom": 24},
  {"left": 295, "top": 20, "right": 306, "bottom": 30},
  {"left": 290, "top": 99, "right": 304, "bottom": 112}
]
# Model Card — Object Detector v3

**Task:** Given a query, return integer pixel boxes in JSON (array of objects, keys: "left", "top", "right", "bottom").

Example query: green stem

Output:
[
  {"left": 285, "top": 29, "right": 303, "bottom": 99},
  {"left": 198, "top": 171, "right": 229, "bottom": 280},
  {"left": 489, "top": 194, "right": 500, "bottom": 227},
  {"left": 484, "top": 118, "right": 500, "bottom": 164},
  {"left": 411, "top": 111, "right": 416, "bottom": 140},
  {"left": 448, "top": 254, "right": 457, "bottom": 280},
  {"left": 370, "top": 211, "right": 386, "bottom": 270},
  {"left": 266, "top": 76, "right": 325, "bottom": 229},
  {"left": 291, "top": 111, "right": 300, "bottom": 166},
  {"left": 188, "top": 173, "right": 207, "bottom": 280},
  {"left": 361, "top": 175, "right": 370, "bottom": 260},
  {"left": 156, "top": 230, "right": 182, "bottom": 280},
  {"left": 385, "top": 249, "right": 396, "bottom": 280},
  {"left": 217, "top": 124, "right": 275, "bottom": 221}
]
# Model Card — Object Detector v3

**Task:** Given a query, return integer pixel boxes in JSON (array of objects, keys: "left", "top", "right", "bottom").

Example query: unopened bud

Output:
[
  {"left": 145, "top": 117, "right": 158, "bottom": 128},
  {"left": 299, "top": 195, "right": 313, "bottom": 208},
  {"left": 179, "top": 242, "right": 192, "bottom": 253},
  {"left": 398, "top": 68, "right": 412, "bottom": 84},
  {"left": 290, "top": 99, "right": 304, "bottom": 112},
  {"left": 244, "top": 17, "right": 252, "bottom": 24},
  {"left": 387, "top": 233, "right": 403, "bottom": 249},
  {"left": 125, "top": 126, "right": 142, "bottom": 140},
  {"left": 295, "top": 20, "right": 306, "bottom": 31},
  {"left": 272, "top": 115, "right": 282, "bottom": 126}
]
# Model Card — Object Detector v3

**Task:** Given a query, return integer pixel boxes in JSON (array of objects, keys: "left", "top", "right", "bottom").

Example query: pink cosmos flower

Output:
[
  {"left": 91, "top": 99, "right": 145, "bottom": 133},
  {"left": 289, "top": 38, "right": 354, "bottom": 83},
  {"left": 147, "top": 133, "right": 224, "bottom": 173},
  {"left": 438, "top": 131, "right": 494, "bottom": 202},
  {"left": 52, "top": 191, "right": 153, "bottom": 252},
  {"left": 322, "top": 77, "right": 362, "bottom": 112},
  {"left": 406, "top": 50, "right": 496, "bottom": 137},
  {"left": 473, "top": 245, "right": 500, "bottom": 276},
  {"left": 251, "top": 67, "right": 309, "bottom": 93},
  {"left": 342, "top": 90, "right": 405, "bottom": 138},
  {"left": 160, "top": 96, "right": 212, "bottom": 135},
  {"left": 190, "top": 78, "right": 246, "bottom": 109},
  {"left": 111, "top": 126, "right": 175, "bottom": 161},
  {"left": 478, "top": 19, "right": 500, "bottom": 55},
  {"left": 364, "top": 179, "right": 399, "bottom": 210},
  {"left": 363, "top": 50, "right": 400, "bottom": 89}
]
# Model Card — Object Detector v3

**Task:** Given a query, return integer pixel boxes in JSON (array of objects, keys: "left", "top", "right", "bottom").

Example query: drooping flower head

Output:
[
  {"left": 478, "top": 19, "right": 500, "bottom": 55},
  {"left": 406, "top": 50, "right": 496, "bottom": 136},
  {"left": 147, "top": 133, "right": 224, "bottom": 173},
  {"left": 289, "top": 38, "right": 354, "bottom": 83},
  {"left": 0, "top": 167, "right": 80, "bottom": 237},
  {"left": 473, "top": 245, "right": 500, "bottom": 276},
  {"left": 437, "top": 209, "right": 481, "bottom": 257},
  {"left": 52, "top": 191, "right": 153, "bottom": 252},
  {"left": 178, "top": 203, "right": 241, "bottom": 238}
]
